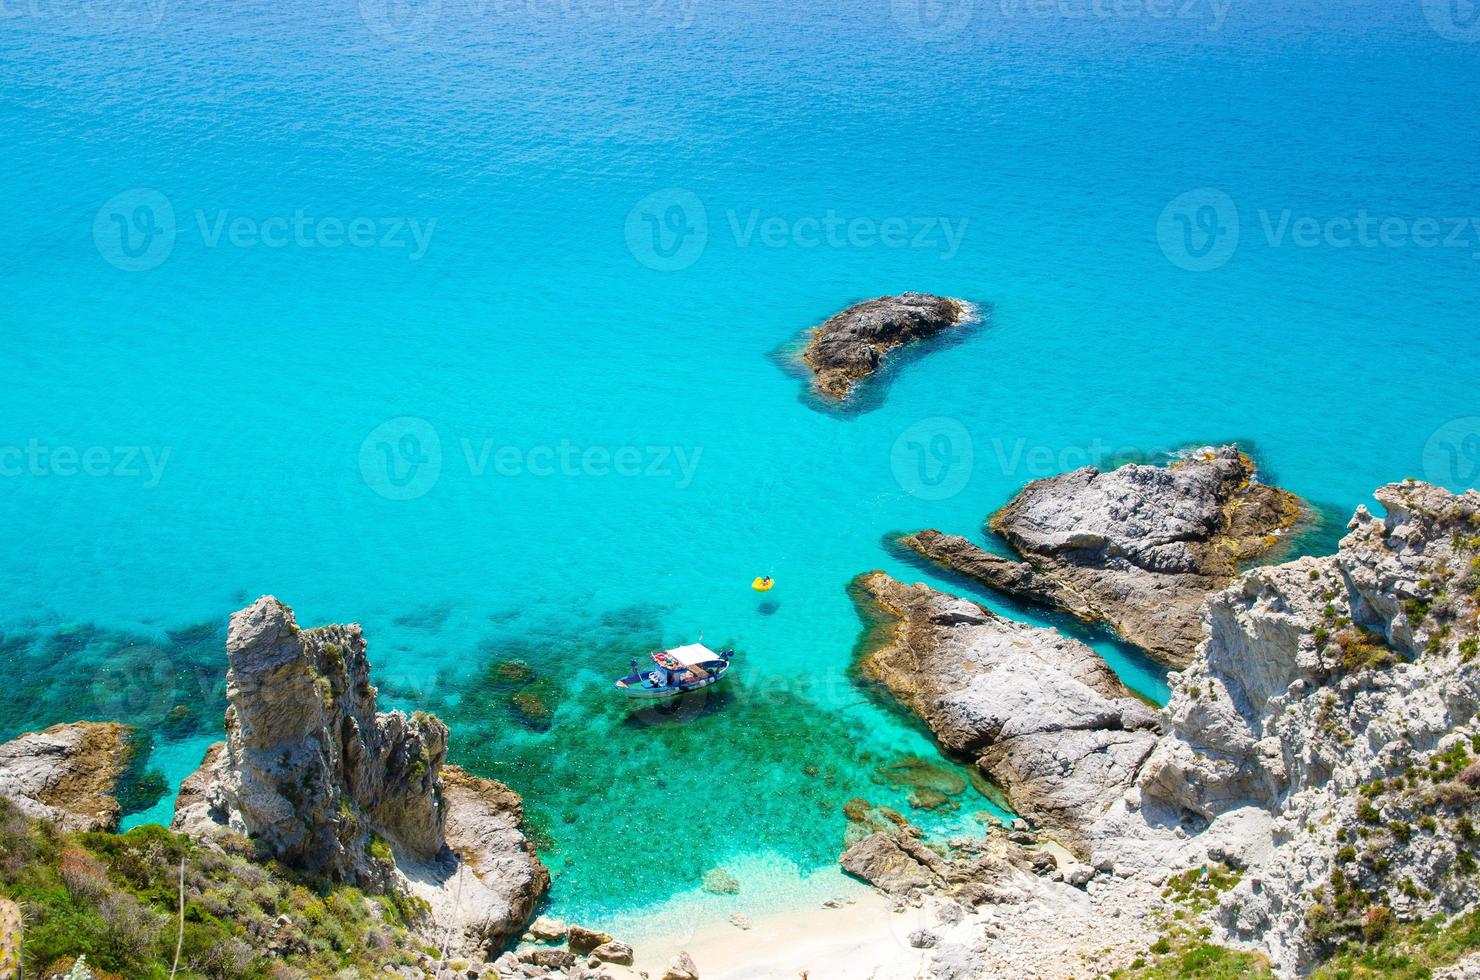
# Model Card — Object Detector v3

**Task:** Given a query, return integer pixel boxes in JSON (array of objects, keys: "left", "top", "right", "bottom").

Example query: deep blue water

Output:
[{"left": 2, "top": 0, "right": 1477, "bottom": 925}]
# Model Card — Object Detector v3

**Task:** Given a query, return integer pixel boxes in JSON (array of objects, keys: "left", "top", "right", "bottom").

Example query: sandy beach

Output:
[{"left": 632, "top": 888, "right": 933, "bottom": 980}]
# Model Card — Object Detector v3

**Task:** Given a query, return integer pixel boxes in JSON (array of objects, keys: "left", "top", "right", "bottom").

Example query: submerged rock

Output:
[
  {"left": 855, "top": 572, "right": 1161, "bottom": 858},
  {"left": 700, "top": 867, "right": 741, "bottom": 895},
  {"left": 0, "top": 722, "right": 136, "bottom": 832},
  {"left": 801, "top": 292, "right": 968, "bottom": 401},
  {"left": 172, "top": 596, "right": 548, "bottom": 954},
  {"left": 842, "top": 797, "right": 908, "bottom": 848},
  {"left": 905, "top": 445, "right": 1304, "bottom": 666},
  {"left": 874, "top": 755, "right": 967, "bottom": 797}
]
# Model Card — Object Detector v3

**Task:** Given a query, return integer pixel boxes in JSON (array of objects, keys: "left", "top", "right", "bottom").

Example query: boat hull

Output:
[{"left": 615, "top": 662, "right": 731, "bottom": 699}]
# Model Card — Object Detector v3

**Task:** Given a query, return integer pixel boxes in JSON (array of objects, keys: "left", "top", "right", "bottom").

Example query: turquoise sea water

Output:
[{"left": 3, "top": 0, "right": 1478, "bottom": 927}]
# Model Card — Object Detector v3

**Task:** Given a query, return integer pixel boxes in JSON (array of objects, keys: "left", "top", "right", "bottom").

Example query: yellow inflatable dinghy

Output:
[{"left": 752, "top": 576, "right": 775, "bottom": 592}]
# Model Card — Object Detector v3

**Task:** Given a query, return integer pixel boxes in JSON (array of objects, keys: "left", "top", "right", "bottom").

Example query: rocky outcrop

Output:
[
  {"left": 854, "top": 572, "right": 1161, "bottom": 857},
  {"left": 841, "top": 827, "right": 948, "bottom": 894},
  {"left": 907, "top": 446, "right": 1304, "bottom": 667},
  {"left": 801, "top": 293, "right": 968, "bottom": 400},
  {"left": 0, "top": 722, "right": 135, "bottom": 832},
  {"left": 173, "top": 597, "right": 548, "bottom": 954},
  {"left": 1125, "top": 481, "right": 1480, "bottom": 971}
]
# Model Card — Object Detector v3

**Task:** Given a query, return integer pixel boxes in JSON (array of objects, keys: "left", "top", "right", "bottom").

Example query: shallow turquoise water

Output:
[{"left": 2, "top": 0, "right": 1478, "bottom": 924}]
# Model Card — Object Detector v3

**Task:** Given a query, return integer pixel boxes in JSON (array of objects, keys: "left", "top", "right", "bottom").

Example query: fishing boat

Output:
[{"left": 614, "top": 643, "right": 734, "bottom": 699}]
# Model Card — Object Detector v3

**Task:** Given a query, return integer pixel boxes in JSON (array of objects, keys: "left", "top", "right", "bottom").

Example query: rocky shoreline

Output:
[
  {"left": 842, "top": 477, "right": 1480, "bottom": 978},
  {"left": 3, "top": 454, "right": 1479, "bottom": 977}
]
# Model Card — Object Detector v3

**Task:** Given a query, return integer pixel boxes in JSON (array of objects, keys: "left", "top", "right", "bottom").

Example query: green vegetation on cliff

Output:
[
  {"left": 1114, "top": 861, "right": 1480, "bottom": 980},
  {"left": 0, "top": 799, "right": 431, "bottom": 979}
]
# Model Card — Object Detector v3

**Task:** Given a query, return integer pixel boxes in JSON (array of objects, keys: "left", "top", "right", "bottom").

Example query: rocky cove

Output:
[{"left": 3, "top": 450, "right": 1480, "bottom": 978}]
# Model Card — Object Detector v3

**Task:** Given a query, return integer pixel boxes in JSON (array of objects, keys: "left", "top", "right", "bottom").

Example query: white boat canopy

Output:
[{"left": 662, "top": 643, "right": 722, "bottom": 667}]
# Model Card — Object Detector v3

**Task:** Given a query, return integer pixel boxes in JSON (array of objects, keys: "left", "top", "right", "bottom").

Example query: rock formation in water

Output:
[
  {"left": 904, "top": 445, "right": 1304, "bottom": 667},
  {"left": 172, "top": 596, "right": 548, "bottom": 954},
  {"left": 0, "top": 721, "right": 136, "bottom": 832},
  {"left": 855, "top": 572, "right": 1162, "bottom": 858},
  {"left": 801, "top": 292, "right": 968, "bottom": 401}
]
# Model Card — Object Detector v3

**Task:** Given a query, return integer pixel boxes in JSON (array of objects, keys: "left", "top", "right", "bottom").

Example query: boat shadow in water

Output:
[{"left": 619, "top": 685, "right": 737, "bottom": 729}]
